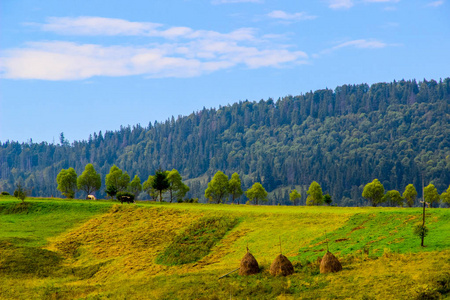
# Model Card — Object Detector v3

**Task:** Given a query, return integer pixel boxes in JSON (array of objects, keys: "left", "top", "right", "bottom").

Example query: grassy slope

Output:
[{"left": 0, "top": 197, "right": 449, "bottom": 300}]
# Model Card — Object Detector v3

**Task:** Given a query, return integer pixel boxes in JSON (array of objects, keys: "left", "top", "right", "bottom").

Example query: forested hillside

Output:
[{"left": 1, "top": 78, "right": 449, "bottom": 205}]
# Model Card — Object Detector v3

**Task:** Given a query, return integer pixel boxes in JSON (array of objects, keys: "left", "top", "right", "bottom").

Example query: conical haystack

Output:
[
  {"left": 270, "top": 254, "right": 294, "bottom": 276},
  {"left": 239, "top": 251, "right": 260, "bottom": 275},
  {"left": 320, "top": 251, "right": 342, "bottom": 273}
]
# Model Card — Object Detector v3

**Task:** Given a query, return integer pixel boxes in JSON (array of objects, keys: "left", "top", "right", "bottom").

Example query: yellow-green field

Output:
[{"left": 0, "top": 197, "right": 449, "bottom": 299}]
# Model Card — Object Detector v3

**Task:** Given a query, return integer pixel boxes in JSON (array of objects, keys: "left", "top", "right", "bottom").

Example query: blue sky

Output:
[{"left": 1, "top": 0, "right": 449, "bottom": 143}]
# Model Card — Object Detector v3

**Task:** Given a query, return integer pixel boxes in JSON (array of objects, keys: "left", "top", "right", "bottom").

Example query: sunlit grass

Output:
[{"left": 0, "top": 197, "right": 449, "bottom": 299}]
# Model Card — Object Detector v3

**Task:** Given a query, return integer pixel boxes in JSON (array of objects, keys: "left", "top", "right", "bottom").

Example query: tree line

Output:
[
  {"left": 362, "top": 179, "right": 450, "bottom": 207},
  {"left": 1, "top": 78, "right": 449, "bottom": 205},
  {"left": 56, "top": 164, "right": 189, "bottom": 203}
]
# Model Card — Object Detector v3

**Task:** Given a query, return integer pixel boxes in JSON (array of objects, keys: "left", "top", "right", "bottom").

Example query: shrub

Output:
[
  {"left": 116, "top": 191, "right": 135, "bottom": 204},
  {"left": 1, "top": 191, "right": 10, "bottom": 196},
  {"left": 435, "top": 272, "right": 450, "bottom": 295},
  {"left": 13, "top": 183, "right": 27, "bottom": 203},
  {"left": 413, "top": 224, "right": 429, "bottom": 240}
]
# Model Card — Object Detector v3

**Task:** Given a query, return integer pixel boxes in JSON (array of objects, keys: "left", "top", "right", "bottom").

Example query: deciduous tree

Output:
[
  {"left": 166, "top": 169, "right": 189, "bottom": 203},
  {"left": 306, "top": 181, "right": 323, "bottom": 206},
  {"left": 128, "top": 175, "right": 142, "bottom": 198},
  {"left": 383, "top": 190, "right": 404, "bottom": 207},
  {"left": 362, "top": 179, "right": 385, "bottom": 207},
  {"left": 205, "top": 171, "right": 229, "bottom": 204},
  {"left": 56, "top": 167, "right": 77, "bottom": 198},
  {"left": 143, "top": 175, "right": 158, "bottom": 200},
  {"left": 323, "top": 193, "right": 332, "bottom": 206},
  {"left": 441, "top": 185, "right": 450, "bottom": 207},
  {"left": 105, "top": 165, "right": 130, "bottom": 199},
  {"left": 424, "top": 183, "right": 440, "bottom": 208},
  {"left": 77, "top": 164, "right": 101, "bottom": 199},
  {"left": 289, "top": 189, "right": 301, "bottom": 206},
  {"left": 246, "top": 182, "right": 268, "bottom": 205},
  {"left": 403, "top": 184, "right": 418, "bottom": 207},
  {"left": 228, "top": 173, "right": 243, "bottom": 204}
]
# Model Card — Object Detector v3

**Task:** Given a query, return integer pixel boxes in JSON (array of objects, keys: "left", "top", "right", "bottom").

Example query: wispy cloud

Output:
[
  {"left": 426, "top": 0, "right": 444, "bottom": 7},
  {"left": 36, "top": 17, "right": 256, "bottom": 41},
  {"left": 313, "top": 39, "right": 388, "bottom": 58},
  {"left": 328, "top": 0, "right": 400, "bottom": 9},
  {"left": 211, "top": 0, "right": 262, "bottom": 4},
  {"left": 363, "top": 0, "right": 400, "bottom": 3},
  {"left": 1, "top": 17, "right": 308, "bottom": 80},
  {"left": 267, "top": 10, "right": 317, "bottom": 22},
  {"left": 332, "top": 39, "right": 387, "bottom": 49},
  {"left": 328, "top": 0, "right": 354, "bottom": 9}
]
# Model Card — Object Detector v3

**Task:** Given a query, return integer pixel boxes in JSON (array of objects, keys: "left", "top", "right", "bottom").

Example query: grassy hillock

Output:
[{"left": 0, "top": 197, "right": 449, "bottom": 299}]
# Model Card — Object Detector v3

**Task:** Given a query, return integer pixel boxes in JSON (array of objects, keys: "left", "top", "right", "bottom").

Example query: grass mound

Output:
[
  {"left": 0, "top": 202, "right": 31, "bottom": 214},
  {"left": 156, "top": 216, "right": 239, "bottom": 265},
  {"left": 0, "top": 240, "right": 63, "bottom": 278}
]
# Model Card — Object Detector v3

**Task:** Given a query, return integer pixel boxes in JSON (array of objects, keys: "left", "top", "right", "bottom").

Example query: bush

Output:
[
  {"left": 413, "top": 224, "right": 429, "bottom": 239},
  {"left": 13, "top": 183, "right": 27, "bottom": 203},
  {"left": 1, "top": 191, "right": 10, "bottom": 196},
  {"left": 116, "top": 191, "right": 135, "bottom": 204},
  {"left": 178, "top": 198, "right": 199, "bottom": 203}
]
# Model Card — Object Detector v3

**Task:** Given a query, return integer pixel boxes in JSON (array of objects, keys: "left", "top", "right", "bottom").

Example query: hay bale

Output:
[
  {"left": 270, "top": 254, "right": 294, "bottom": 276},
  {"left": 320, "top": 251, "right": 342, "bottom": 274},
  {"left": 239, "top": 251, "right": 260, "bottom": 275}
]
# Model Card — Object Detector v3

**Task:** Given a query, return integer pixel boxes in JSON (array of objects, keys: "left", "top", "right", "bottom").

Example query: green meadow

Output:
[{"left": 0, "top": 197, "right": 449, "bottom": 299}]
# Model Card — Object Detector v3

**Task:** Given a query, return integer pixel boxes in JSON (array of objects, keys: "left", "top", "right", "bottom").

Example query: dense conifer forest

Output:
[{"left": 1, "top": 78, "right": 449, "bottom": 205}]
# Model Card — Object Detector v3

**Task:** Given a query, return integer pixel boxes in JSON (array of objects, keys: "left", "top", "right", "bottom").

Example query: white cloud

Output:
[
  {"left": 40, "top": 17, "right": 163, "bottom": 36},
  {"left": 37, "top": 17, "right": 258, "bottom": 42},
  {"left": 267, "top": 10, "right": 317, "bottom": 22},
  {"left": 1, "top": 16, "right": 310, "bottom": 80},
  {"left": 1, "top": 39, "right": 308, "bottom": 80},
  {"left": 363, "top": 0, "right": 400, "bottom": 3},
  {"left": 426, "top": 0, "right": 444, "bottom": 7},
  {"left": 211, "top": 0, "right": 262, "bottom": 4},
  {"left": 328, "top": 0, "right": 354, "bottom": 9}
]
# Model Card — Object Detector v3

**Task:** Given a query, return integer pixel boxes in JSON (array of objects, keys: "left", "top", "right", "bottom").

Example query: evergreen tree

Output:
[
  {"left": 152, "top": 169, "right": 170, "bottom": 202},
  {"left": 14, "top": 182, "right": 27, "bottom": 203}
]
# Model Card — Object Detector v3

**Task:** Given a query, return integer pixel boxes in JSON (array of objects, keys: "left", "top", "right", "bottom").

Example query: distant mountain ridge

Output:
[{"left": 1, "top": 78, "right": 449, "bottom": 205}]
